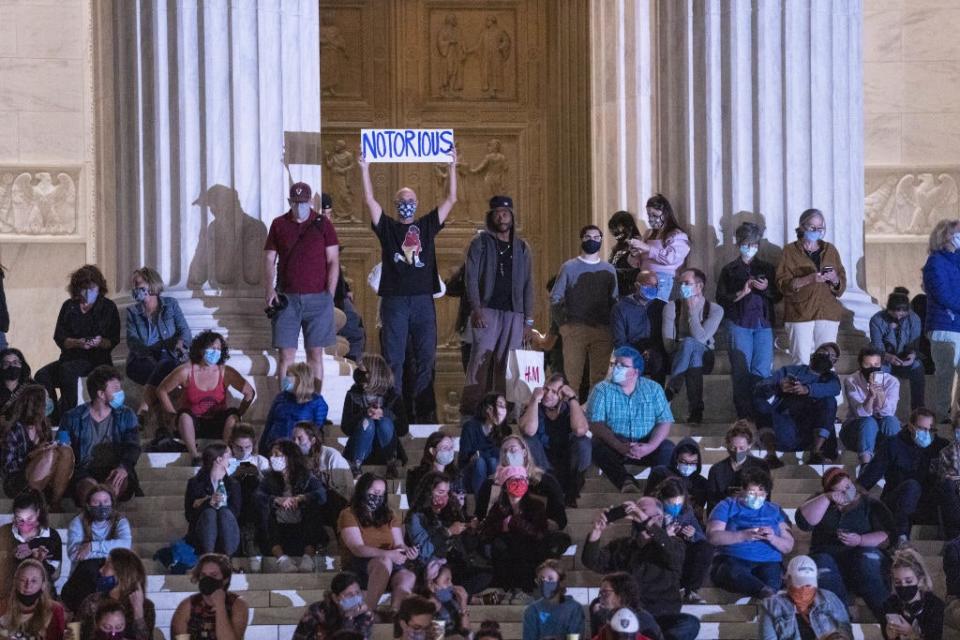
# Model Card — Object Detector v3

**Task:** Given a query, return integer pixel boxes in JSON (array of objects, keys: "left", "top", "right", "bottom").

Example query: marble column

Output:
[
  {"left": 112, "top": 0, "right": 322, "bottom": 371},
  {"left": 656, "top": 0, "right": 878, "bottom": 331}
]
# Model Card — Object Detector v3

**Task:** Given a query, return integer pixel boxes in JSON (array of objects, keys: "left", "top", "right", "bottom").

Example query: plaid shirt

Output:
[
  {"left": 586, "top": 378, "right": 674, "bottom": 441},
  {"left": 0, "top": 421, "right": 40, "bottom": 478},
  {"left": 940, "top": 441, "right": 960, "bottom": 480}
]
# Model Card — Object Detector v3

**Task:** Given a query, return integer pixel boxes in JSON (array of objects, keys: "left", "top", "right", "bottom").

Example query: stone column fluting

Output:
[{"left": 657, "top": 0, "right": 878, "bottom": 331}]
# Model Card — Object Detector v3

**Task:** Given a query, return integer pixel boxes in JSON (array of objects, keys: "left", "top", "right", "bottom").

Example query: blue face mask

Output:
[
  {"left": 396, "top": 200, "right": 417, "bottom": 219},
  {"left": 108, "top": 390, "right": 125, "bottom": 410},
  {"left": 339, "top": 593, "right": 364, "bottom": 611},
  {"left": 96, "top": 574, "right": 118, "bottom": 594},
  {"left": 639, "top": 285, "right": 659, "bottom": 300},
  {"left": 913, "top": 429, "right": 933, "bottom": 448},
  {"left": 610, "top": 364, "right": 629, "bottom": 384},
  {"left": 83, "top": 287, "right": 99, "bottom": 305},
  {"left": 226, "top": 458, "right": 240, "bottom": 475},
  {"left": 952, "top": 233, "right": 960, "bottom": 250},
  {"left": 539, "top": 580, "right": 558, "bottom": 599},
  {"left": 739, "top": 245, "right": 758, "bottom": 260},
  {"left": 133, "top": 287, "right": 149, "bottom": 303},
  {"left": 679, "top": 283, "right": 695, "bottom": 299},
  {"left": 281, "top": 377, "right": 295, "bottom": 393},
  {"left": 743, "top": 494, "right": 766, "bottom": 510},
  {"left": 803, "top": 230, "right": 823, "bottom": 243},
  {"left": 436, "top": 586, "right": 455, "bottom": 603},
  {"left": 44, "top": 396, "right": 55, "bottom": 417},
  {"left": 204, "top": 349, "right": 221, "bottom": 365},
  {"left": 677, "top": 463, "right": 697, "bottom": 477},
  {"left": 664, "top": 503, "right": 683, "bottom": 518}
]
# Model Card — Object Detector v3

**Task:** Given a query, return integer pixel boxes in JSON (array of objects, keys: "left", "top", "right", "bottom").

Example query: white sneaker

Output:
[
  {"left": 298, "top": 554, "right": 315, "bottom": 573},
  {"left": 248, "top": 556, "right": 262, "bottom": 573},
  {"left": 277, "top": 555, "right": 298, "bottom": 573}
]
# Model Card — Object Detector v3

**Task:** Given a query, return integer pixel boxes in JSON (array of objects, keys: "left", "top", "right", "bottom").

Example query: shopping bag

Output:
[{"left": 505, "top": 348, "right": 545, "bottom": 404}]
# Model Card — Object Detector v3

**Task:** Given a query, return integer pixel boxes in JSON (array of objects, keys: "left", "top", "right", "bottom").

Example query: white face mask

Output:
[
  {"left": 270, "top": 456, "right": 287, "bottom": 473},
  {"left": 505, "top": 451, "right": 525, "bottom": 467}
]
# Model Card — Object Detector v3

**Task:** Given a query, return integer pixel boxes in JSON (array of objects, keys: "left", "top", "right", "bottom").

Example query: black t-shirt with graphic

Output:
[{"left": 373, "top": 208, "right": 444, "bottom": 297}]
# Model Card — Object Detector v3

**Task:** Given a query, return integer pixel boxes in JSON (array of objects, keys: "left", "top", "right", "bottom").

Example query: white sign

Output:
[{"left": 360, "top": 128, "right": 454, "bottom": 163}]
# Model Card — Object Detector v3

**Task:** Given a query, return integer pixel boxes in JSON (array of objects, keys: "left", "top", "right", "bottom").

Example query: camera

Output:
[{"left": 264, "top": 293, "right": 288, "bottom": 319}]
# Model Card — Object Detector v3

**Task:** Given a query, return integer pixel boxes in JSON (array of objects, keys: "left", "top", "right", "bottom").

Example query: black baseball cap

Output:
[{"left": 488, "top": 195, "right": 513, "bottom": 212}]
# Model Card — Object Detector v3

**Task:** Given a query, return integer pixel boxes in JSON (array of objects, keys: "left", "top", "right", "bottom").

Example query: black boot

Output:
[{"left": 685, "top": 368, "right": 704, "bottom": 423}]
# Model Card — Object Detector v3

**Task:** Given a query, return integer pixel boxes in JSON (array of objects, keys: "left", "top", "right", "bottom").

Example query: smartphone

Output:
[
  {"left": 756, "top": 274, "right": 767, "bottom": 282},
  {"left": 605, "top": 505, "right": 628, "bottom": 523},
  {"left": 870, "top": 371, "right": 882, "bottom": 385},
  {"left": 821, "top": 266, "right": 834, "bottom": 274}
]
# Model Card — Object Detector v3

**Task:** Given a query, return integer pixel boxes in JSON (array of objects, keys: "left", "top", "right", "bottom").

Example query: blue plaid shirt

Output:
[{"left": 586, "top": 378, "right": 673, "bottom": 441}]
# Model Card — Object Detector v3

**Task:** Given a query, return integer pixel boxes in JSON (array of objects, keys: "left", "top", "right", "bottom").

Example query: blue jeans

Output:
[
  {"left": 380, "top": 294, "right": 437, "bottom": 421},
  {"left": 883, "top": 478, "right": 939, "bottom": 539},
  {"left": 193, "top": 506, "right": 240, "bottom": 556},
  {"left": 754, "top": 393, "right": 838, "bottom": 453},
  {"left": 839, "top": 415, "right": 900, "bottom": 455},
  {"left": 727, "top": 323, "right": 774, "bottom": 418},
  {"left": 710, "top": 555, "right": 782, "bottom": 598},
  {"left": 811, "top": 547, "right": 889, "bottom": 621},
  {"left": 667, "top": 338, "right": 708, "bottom": 411},
  {"left": 885, "top": 360, "right": 926, "bottom": 410},
  {"left": 343, "top": 416, "right": 395, "bottom": 464},
  {"left": 462, "top": 453, "right": 499, "bottom": 495},
  {"left": 524, "top": 433, "right": 593, "bottom": 499},
  {"left": 655, "top": 613, "right": 700, "bottom": 640},
  {"left": 654, "top": 273, "right": 674, "bottom": 301},
  {"left": 126, "top": 349, "right": 181, "bottom": 386}
]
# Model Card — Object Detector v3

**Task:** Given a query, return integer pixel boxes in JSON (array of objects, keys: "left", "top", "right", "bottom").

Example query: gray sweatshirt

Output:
[
  {"left": 550, "top": 257, "right": 618, "bottom": 327},
  {"left": 662, "top": 297, "right": 724, "bottom": 349}
]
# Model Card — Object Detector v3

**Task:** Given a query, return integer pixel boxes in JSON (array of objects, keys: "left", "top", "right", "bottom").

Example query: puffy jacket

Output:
[
  {"left": 922, "top": 249, "right": 960, "bottom": 333},
  {"left": 759, "top": 589, "right": 851, "bottom": 640}
]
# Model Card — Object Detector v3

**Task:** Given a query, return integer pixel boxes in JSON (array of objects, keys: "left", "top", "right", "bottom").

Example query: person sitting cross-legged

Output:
[
  {"left": 587, "top": 346, "right": 674, "bottom": 493},
  {"left": 840, "top": 346, "right": 902, "bottom": 466}
]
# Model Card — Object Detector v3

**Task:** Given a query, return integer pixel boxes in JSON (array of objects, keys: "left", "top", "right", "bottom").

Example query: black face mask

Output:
[
  {"left": 809, "top": 353, "right": 833, "bottom": 375},
  {"left": 1, "top": 366, "right": 20, "bottom": 381},
  {"left": 895, "top": 584, "right": 919, "bottom": 604},
  {"left": 353, "top": 369, "right": 367, "bottom": 387},
  {"left": 16, "top": 590, "right": 41, "bottom": 607},
  {"left": 198, "top": 575, "right": 223, "bottom": 596},
  {"left": 581, "top": 239, "right": 602, "bottom": 255},
  {"left": 860, "top": 366, "right": 880, "bottom": 379}
]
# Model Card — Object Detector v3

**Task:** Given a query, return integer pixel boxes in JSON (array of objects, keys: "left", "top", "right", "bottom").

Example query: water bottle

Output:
[{"left": 215, "top": 479, "right": 227, "bottom": 510}]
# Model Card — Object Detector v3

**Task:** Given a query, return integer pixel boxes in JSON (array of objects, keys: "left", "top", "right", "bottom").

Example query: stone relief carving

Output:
[
  {"left": 865, "top": 170, "right": 959, "bottom": 235},
  {"left": 324, "top": 140, "right": 360, "bottom": 222},
  {"left": 470, "top": 139, "right": 509, "bottom": 199},
  {"left": 437, "top": 14, "right": 467, "bottom": 97},
  {"left": 0, "top": 169, "right": 78, "bottom": 235},
  {"left": 320, "top": 15, "right": 350, "bottom": 97},
  {"left": 430, "top": 11, "right": 515, "bottom": 100},
  {"left": 475, "top": 15, "right": 512, "bottom": 99}
]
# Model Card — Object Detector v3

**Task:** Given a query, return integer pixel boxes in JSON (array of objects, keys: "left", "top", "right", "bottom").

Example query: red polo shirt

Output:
[{"left": 264, "top": 209, "right": 339, "bottom": 294}]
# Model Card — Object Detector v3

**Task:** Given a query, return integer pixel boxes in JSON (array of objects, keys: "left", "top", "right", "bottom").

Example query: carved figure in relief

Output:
[
  {"left": 865, "top": 172, "right": 958, "bottom": 234},
  {"left": 0, "top": 171, "right": 76, "bottom": 235},
  {"left": 473, "top": 15, "right": 512, "bottom": 98},
  {"left": 436, "top": 13, "right": 467, "bottom": 96},
  {"left": 320, "top": 15, "right": 349, "bottom": 97},
  {"left": 470, "top": 139, "right": 508, "bottom": 199},
  {"left": 324, "top": 139, "right": 359, "bottom": 221}
]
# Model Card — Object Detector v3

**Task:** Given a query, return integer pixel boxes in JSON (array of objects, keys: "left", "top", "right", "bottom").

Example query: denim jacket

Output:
[
  {"left": 57, "top": 403, "right": 141, "bottom": 473},
  {"left": 869, "top": 309, "right": 921, "bottom": 358},
  {"left": 759, "top": 589, "right": 851, "bottom": 640},
  {"left": 125, "top": 296, "right": 192, "bottom": 357}
]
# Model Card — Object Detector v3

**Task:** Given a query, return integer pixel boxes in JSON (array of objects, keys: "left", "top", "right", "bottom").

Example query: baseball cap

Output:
[
  {"left": 321, "top": 192, "right": 333, "bottom": 209},
  {"left": 289, "top": 182, "right": 312, "bottom": 203},
  {"left": 488, "top": 195, "right": 513, "bottom": 212},
  {"left": 609, "top": 608, "right": 639, "bottom": 634},
  {"left": 787, "top": 555, "right": 818, "bottom": 588}
]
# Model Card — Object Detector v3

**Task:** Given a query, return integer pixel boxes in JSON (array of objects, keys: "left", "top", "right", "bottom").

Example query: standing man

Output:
[
  {"left": 460, "top": 195, "right": 534, "bottom": 414},
  {"left": 359, "top": 149, "right": 458, "bottom": 423},
  {"left": 263, "top": 182, "right": 340, "bottom": 389}
]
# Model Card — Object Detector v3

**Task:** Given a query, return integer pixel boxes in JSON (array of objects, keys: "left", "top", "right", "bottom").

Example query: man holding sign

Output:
[{"left": 358, "top": 136, "right": 457, "bottom": 423}]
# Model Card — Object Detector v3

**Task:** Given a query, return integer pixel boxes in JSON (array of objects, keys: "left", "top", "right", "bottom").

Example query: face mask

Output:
[
  {"left": 83, "top": 287, "right": 99, "bottom": 305},
  {"left": 296, "top": 203, "right": 311, "bottom": 221},
  {"left": 610, "top": 364, "right": 629, "bottom": 385},
  {"left": 809, "top": 353, "right": 833, "bottom": 375},
  {"left": 639, "top": 285, "right": 659, "bottom": 300},
  {"left": 17, "top": 520, "right": 38, "bottom": 536},
  {"left": 648, "top": 216, "right": 664, "bottom": 229},
  {"left": 203, "top": 349, "right": 221, "bottom": 365},
  {"left": 739, "top": 245, "right": 758, "bottom": 260},
  {"left": 539, "top": 580, "right": 558, "bottom": 599},
  {"left": 679, "top": 283, "right": 695, "bottom": 299},
  {"left": 432, "top": 493, "right": 449, "bottom": 510},
  {"left": 365, "top": 493, "right": 385, "bottom": 512},
  {"left": 803, "top": 230, "right": 823, "bottom": 243},
  {"left": 269, "top": 456, "right": 287, "bottom": 473},
  {"left": 581, "top": 239, "right": 602, "bottom": 254},
  {"left": 44, "top": 396, "right": 55, "bottom": 417},
  {"left": 95, "top": 631, "right": 124, "bottom": 640},
  {"left": 613, "top": 229, "right": 627, "bottom": 242},
  {"left": 843, "top": 485, "right": 857, "bottom": 503},
  {"left": 1, "top": 366, "right": 21, "bottom": 381},
  {"left": 895, "top": 584, "right": 919, "bottom": 602},
  {"left": 298, "top": 441, "right": 312, "bottom": 456},
  {"left": 436, "top": 586, "right": 455, "bottom": 603},
  {"left": 677, "top": 463, "right": 697, "bottom": 477},
  {"left": 954, "top": 429, "right": 960, "bottom": 443},
  {"left": 96, "top": 574, "right": 118, "bottom": 594},
  {"left": 353, "top": 369, "right": 368, "bottom": 386},
  {"left": 952, "top": 233, "right": 960, "bottom": 250},
  {"left": 226, "top": 458, "right": 240, "bottom": 475},
  {"left": 435, "top": 449, "right": 455, "bottom": 466},
  {"left": 396, "top": 201, "right": 417, "bottom": 219},
  {"left": 505, "top": 451, "right": 525, "bottom": 467},
  {"left": 913, "top": 429, "right": 933, "bottom": 448},
  {"left": 743, "top": 494, "right": 766, "bottom": 510},
  {"left": 87, "top": 505, "right": 112, "bottom": 522},
  {"left": 281, "top": 377, "right": 295, "bottom": 393},
  {"left": 339, "top": 593, "right": 363, "bottom": 611},
  {"left": 506, "top": 479, "right": 529, "bottom": 498},
  {"left": 133, "top": 287, "right": 149, "bottom": 303},
  {"left": 408, "top": 630, "right": 427, "bottom": 640},
  {"left": 16, "top": 590, "right": 41, "bottom": 607},
  {"left": 198, "top": 575, "right": 223, "bottom": 596},
  {"left": 730, "top": 449, "right": 748, "bottom": 464},
  {"left": 860, "top": 366, "right": 880, "bottom": 379},
  {"left": 664, "top": 503, "right": 683, "bottom": 518},
  {"left": 108, "top": 390, "right": 125, "bottom": 410}
]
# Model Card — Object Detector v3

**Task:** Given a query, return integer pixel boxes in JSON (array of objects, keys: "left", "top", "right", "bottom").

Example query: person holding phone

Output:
[
  {"left": 776, "top": 209, "right": 846, "bottom": 366},
  {"left": 882, "top": 548, "right": 944, "bottom": 640},
  {"left": 870, "top": 287, "right": 926, "bottom": 410},
  {"left": 341, "top": 353, "right": 408, "bottom": 479},
  {"left": 840, "top": 346, "right": 902, "bottom": 466}
]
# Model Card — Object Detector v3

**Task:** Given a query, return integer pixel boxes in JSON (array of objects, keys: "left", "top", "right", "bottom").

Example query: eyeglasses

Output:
[{"left": 803, "top": 225, "right": 826, "bottom": 232}]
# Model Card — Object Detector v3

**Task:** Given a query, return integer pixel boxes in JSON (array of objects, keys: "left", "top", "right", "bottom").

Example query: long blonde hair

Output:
[
  {"left": 3, "top": 560, "right": 56, "bottom": 635},
  {"left": 497, "top": 435, "right": 543, "bottom": 482},
  {"left": 286, "top": 363, "right": 316, "bottom": 404},
  {"left": 891, "top": 548, "right": 934, "bottom": 593},
  {"left": 928, "top": 219, "right": 960, "bottom": 254},
  {"left": 358, "top": 353, "right": 394, "bottom": 397}
]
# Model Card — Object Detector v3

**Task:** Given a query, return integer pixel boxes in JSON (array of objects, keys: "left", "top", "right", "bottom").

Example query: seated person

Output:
[
  {"left": 611, "top": 270, "right": 667, "bottom": 383},
  {"left": 124, "top": 266, "right": 191, "bottom": 420},
  {"left": 883, "top": 548, "right": 945, "bottom": 640},
  {"left": 646, "top": 437, "right": 708, "bottom": 519},
  {"left": 255, "top": 439, "right": 328, "bottom": 573},
  {"left": 407, "top": 431, "right": 461, "bottom": 502},
  {"left": 662, "top": 268, "right": 724, "bottom": 423},
  {"left": 341, "top": 353, "right": 408, "bottom": 479},
  {"left": 62, "top": 484, "right": 132, "bottom": 613},
  {"left": 705, "top": 420, "right": 770, "bottom": 514},
  {"left": 587, "top": 347, "right": 674, "bottom": 492},
  {"left": 337, "top": 472, "right": 418, "bottom": 612},
  {"left": 870, "top": 287, "right": 925, "bottom": 410},
  {"left": 292, "top": 422, "right": 354, "bottom": 523},
  {"left": 582, "top": 497, "right": 699, "bottom": 640},
  {"left": 170, "top": 553, "right": 249, "bottom": 640},
  {"left": 260, "top": 362, "right": 329, "bottom": 455},
  {"left": 35, "top": 265, "right": 120, "bottom": 416},
  {"left": 156, "top": 330, "right": 255, "bottom": 462},
  {"left": 417, "top": 562, "right": 471, "bottom": 637},
  {"left": 840, "top": 346, "right": 901, "bottom": 465},
  {"left": 1, "top": 384, "right": 74, "bottom": 509},
  {"left": 393, "top": 596, "right": 438, "bottom": 640},
  {"left": 185, "top": 443, "right": 241, "bottom": 557},
  {"left": 938, "top": 417, "right": 960, "bottom": 540},
  {"left": 0, "top": 559, "right": 66, "bottom": 639},
  {"left": 0, "top": 490, "right": 62, "bottom": 601},
  {"left": 944, "top": 536, "right": 960, "bottom": 634},
  {"left": 0, "top": 347, "right": 35, "bottom": 424},
  {"left": 521, "top": 559, "right": 584, "bottom": 640},
  {"left": 225, "top": 424, "right": 269, "bottom": 558},
  {"left": 795, "top": 468, "right": 893, "bottom": 622},
  {"left": 293, "top": 570, "right": 374, "bottom": 640},
  {"left": 479, "top": 466, "right": 570, "bottom": 601},
  {"left": 57, "top": 365, "right": 141, "bottom": 503},
  {"left": 458, "top": 393, "right": 511, "bottom": 495},
  {"left": 92, "top": 598, "right": 129, "bottom": 640},
  {"left": 753, "top": 342, "right": 841, "bottom": 466},
  {"left": 519, "top": 374, "right": 592, "bottom": 507},
  {"left": 654, "top": 478, "right": 714, "bottom": 605},
  {"left": 474, "top": 435, "right": 567, "bottom": 529},
  {"left": 587, "top": 572, "right": 662, "bottom": 640},
  {"left": 77, "top": 548, "right": 155, "bottom": 640},
  {"left": 758, "top": 555, "right": 851, "bottom": 640},
  {"left": 707, "top": 467, "right": 794, "bottom": 599},
  {"left": 858, "top": 408, "right": 949, "bottom": 546}
]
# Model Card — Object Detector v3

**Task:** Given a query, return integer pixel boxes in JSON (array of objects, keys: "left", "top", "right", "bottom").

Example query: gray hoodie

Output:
[{"left": 465, "top": 228, "right": 534, "bottom": 319}]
